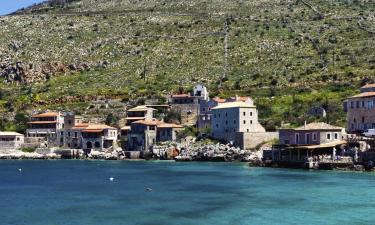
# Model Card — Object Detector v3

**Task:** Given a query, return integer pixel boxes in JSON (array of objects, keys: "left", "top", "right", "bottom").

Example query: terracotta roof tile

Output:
[
  {"left": 31, "top": 112, "right": 59, "bottom": 118},
  {"left": 212, "top": 97, "right": 226, "bottom": 103},
  {"left": 362, "top": 83, "right": 375, "bottom": 88},
  {"left": 349, "top": 92, "right": 375, "bottom": 99},
  {"left": 82, "top": 123, "right": 116, "bottom": 132},
  {"left": 171, "top": 94, "right": 191, "bottom": 98}
]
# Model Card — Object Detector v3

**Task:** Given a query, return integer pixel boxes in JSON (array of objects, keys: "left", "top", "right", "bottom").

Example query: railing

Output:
[{"left": 26, "top": 129, "right": 56, "bottom": 134}]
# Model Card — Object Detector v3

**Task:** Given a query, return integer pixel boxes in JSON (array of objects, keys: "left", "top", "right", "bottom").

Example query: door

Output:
[{"left": 306, "top": 133, "right": 310, "bottom": 145}]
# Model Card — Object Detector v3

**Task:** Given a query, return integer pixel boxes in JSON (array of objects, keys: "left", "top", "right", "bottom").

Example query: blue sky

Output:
[{"left": 0, "top": 0, "right": 45, "bottom": 15}]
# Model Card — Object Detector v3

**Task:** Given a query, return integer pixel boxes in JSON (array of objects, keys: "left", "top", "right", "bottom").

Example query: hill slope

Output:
[{"left": 1, "top": 0, "right": 375, "bottom": 130}]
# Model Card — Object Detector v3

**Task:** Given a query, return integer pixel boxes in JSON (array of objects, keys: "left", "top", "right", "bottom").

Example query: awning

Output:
[{"left": 286, "top": 140, "right": 347, "bottom": 150}]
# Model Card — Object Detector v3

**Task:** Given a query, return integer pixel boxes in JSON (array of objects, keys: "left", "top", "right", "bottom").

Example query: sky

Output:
[{"left": 0, "top": 0, "right": 45, "bottom": 15}]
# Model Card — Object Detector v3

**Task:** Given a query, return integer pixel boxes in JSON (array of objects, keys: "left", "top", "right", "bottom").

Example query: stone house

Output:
[
  {"left": 345, "top": 84, "right": 375, "bottom": 133},
  {"left": 0, "top": 132, "right": 24, "bottom": 150},
  {"left": 157, "top": 123, "right": 184, "bottom": 142},
  {"left": 81, "top": 124, "right": 118, "bottom": 151},
  {"left": 198, "top": 97, "right": 226, "bottom": 132},
  {"left": 274, "top": 122, "right": 347, "bottom": 166},
  {"left": 279, "top": 122, "right": 345, "bottom": 146},
  {"left": 125, "top": 105, "right": 156, "bottom": 126},
  {"left": 61, "top": 123, "right": 89, "bottom": 149},
  {"left": 26, "top": 111, "right": 64, "bottom": 138},
  {"left": 59, "top": 113, "right": 84, "bottom": 148},
  {"left": 128, "top": 119, "right": 183, "bottom": 151},
  {"left": 210, "top": 101, "right": 274, "bottom": 149},
  {"left": 198, "top": 96, "right": 255, "bottom": 132}
]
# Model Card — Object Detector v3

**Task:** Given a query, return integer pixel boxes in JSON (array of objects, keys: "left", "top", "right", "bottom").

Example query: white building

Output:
[
  {"left": 0, "top": 132, "right": 25, "bottom": 150},
  {"left": 193, "top": 84, "right": 209, "bottom": 101}
]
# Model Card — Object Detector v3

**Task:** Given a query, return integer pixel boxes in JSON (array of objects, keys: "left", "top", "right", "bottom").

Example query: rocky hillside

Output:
[{"left": 0, "top": 0, "right": 375, "bottom": 130}]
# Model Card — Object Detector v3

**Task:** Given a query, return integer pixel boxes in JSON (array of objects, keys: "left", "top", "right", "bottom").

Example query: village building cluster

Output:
[{"left": 0, "top": 83, "right": 375, "bottom": 164}]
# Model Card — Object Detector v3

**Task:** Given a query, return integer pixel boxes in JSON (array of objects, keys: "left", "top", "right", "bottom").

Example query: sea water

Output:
[{"left": 0, "top": 160, "right": 375, "bottom": 225}]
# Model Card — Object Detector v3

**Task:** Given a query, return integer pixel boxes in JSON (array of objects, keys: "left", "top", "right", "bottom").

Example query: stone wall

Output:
[
  {"left": 235, "top": 132, "right": 278, "bottom": 150},
  {"left": 170, "top": 104, "right": 199, "bottom": 126}
]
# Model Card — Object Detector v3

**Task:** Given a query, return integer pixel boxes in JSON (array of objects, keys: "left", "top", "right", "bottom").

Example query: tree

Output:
[
  {"left": 14, "top": 112, "right": 29, "bottom": 133},
  {"left": 105, "top": 113, "right": 119, "bottom": 126}
]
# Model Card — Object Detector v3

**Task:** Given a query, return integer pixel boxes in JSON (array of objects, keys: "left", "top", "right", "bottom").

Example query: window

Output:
[
  {"left": 247, "top": 129, "right": 249, "bottom": 132},
  {"left": 225, "top": 120, "right": 228, "bottom": 125},
  {"left": 312, "top": 133, "right": 317, "bottom": 141},
  {"left": 356, "top": 101, "right": 360, "bottom": 108},
  {"left": 214, "top": 114, "right": 216, "bottom": 118},
  {"left": 94, "top": 142, "right": 101, "bottom": 148},
  {"left": 243, "top": 120, "right": 246, "bottom": 124},
  {"left": 75, "top": 132, "right": 78, "bottom": 138},
  {"left": 351, "top": 101, "right": 354, "bottom": 109},
  {"left": 250, "top": 112, "right": 253, "bottom": 116},
  {"left": 243, "top": 112, "right": 246, "bottom": 116},
  {"left": 295, "top": 134, "right": 299, "bottom": 144},
  {"left": 362, "top": 101, "right": 365, "bottom": 108},
  {"left": 225, "top": 112, "right": 228, "bottom": 117},
  {"left": 327, "top": 133, "right": 331, "bottom": 140},
  {"left": 61, "top": 131, "right": 64, "bottom": 136},
  {"left": 68, "top": 132, "right": 71, "bottom": 137},
  {"left": 234, "top": 120, "right": 236, "bottom": 124},
  {"left": 216, "top": 124, "right": 219, "bottom": 128},
  {"left": 334, "top": 133, "right": 338, "bottom": 140},
  {"left": 250, "top": 120, "right": 253, "bottom": 124},
  {"left": 368, "top": 101, "right": 373, "bottom": 109}
]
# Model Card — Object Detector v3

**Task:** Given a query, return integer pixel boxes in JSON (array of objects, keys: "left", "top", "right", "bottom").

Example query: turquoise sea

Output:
[{"left": 1, "top": 160, "right": 375, "bottom": 225}]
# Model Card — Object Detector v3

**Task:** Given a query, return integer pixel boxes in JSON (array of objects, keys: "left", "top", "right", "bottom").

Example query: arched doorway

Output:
[{"left": 87, "top": 141, "right": 92, "bottom": 149}]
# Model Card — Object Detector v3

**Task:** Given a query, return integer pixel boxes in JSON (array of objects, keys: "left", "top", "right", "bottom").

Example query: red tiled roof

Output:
[
  {"left": 362, "top": 83, "right": 375, "bottom": 88},
  {"left": 81, "top": 124, "right": 116, "bottom": 133},
  {"left": 171, "top": 94, "right": 191, "bottom": 98},
  {"left": 31, "top": 112, "right": 59, "bottom": 118},
  {"left": 212, "top": 97, "right": 226, "bottom": 103},
  {"left": 349, "top": 92, "right": 375, "bottom": 99},
  {"left": 71, "top": 123, "right": 90, "bottom": 129}
]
